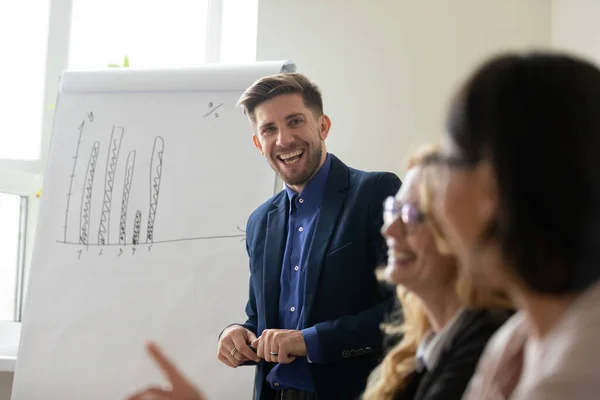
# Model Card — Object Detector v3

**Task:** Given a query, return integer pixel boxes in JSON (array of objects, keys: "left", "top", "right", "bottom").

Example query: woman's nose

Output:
[{"left": 382, "top": 217, "right": 405, "bottom": 239}]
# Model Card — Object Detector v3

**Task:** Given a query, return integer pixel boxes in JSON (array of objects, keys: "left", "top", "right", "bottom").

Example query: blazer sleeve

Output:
[
  {"left": 415, "top": 311, "right": 509, "bottom": 400},
  {"left": 312, "top": 172, "right": 401, "bottom": 363},
  {"left": 241, "top": 256, "right": 258, "bottom": 335}
]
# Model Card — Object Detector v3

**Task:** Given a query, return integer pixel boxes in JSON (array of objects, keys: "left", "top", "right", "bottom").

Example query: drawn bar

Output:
[
  {"left": 79, "top": 141, "right": 100, "bottom": 247},
  {"left": 132, "top": 210, "right": 142, "bottom": 245},
  {"left": 98, "top": 125, "right": 125, "bottom": 245},
  {"left": 146, "top": 136, "right": 164, "bottom": 243},
  {"left": 64, "top": 120, "right": 86, "bottom": 243},
  {"left": 118, "top": 150, "right": 136, "bottom": 245}
]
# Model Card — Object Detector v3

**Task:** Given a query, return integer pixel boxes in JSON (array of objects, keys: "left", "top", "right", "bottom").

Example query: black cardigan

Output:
[{"left": 396, "top": 308, "right": 512, "bottom": 400}]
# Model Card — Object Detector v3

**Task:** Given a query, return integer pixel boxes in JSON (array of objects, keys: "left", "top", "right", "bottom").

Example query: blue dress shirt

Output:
[{"left": 266, "top": 153, "right": 332, "bottom": 392}]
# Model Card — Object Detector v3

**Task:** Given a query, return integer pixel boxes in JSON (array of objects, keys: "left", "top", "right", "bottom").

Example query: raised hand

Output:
[{"left": 126, "top": 342, "right": 205, "bottom": 400}]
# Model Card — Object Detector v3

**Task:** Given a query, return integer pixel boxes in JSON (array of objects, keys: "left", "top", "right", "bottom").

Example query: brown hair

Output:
[
  {"left": 447, "top": 52, "right": 600, "bottom": 294},
  {"left": 237, "top": 73, "right": 324, "bottom": 122},
  {"left": 362, "top": 143, "right": 512, "bottom": 400}
]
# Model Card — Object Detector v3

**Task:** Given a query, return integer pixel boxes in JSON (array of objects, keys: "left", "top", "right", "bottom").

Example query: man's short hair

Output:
[{"left": 237, "top": 73, "right": 324, "bottom": 122}]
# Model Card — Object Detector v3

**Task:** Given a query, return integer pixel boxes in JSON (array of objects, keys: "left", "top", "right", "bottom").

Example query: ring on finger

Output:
[
  {"left": 230, "top": 347, "right": 238, "bottom": 357},
  {"left": 270, "top": 351, "right": 279, "bottom": 356}
]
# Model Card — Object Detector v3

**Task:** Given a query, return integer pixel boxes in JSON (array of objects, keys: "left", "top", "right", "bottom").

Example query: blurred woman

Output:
[
  {"left": 428, "top": 52, "right": 600, "bottom": 399},
  {"left": 362, "top": 145, "right": 512, "bottom": 400}
]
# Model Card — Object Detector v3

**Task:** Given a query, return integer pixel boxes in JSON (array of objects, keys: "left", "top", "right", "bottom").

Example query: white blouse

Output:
[
  {"left": 463, "top": 281, "right": 600, "bottom": 400},
  {"left": 416, "top": 308, "right": 466, "bottom": 372}
]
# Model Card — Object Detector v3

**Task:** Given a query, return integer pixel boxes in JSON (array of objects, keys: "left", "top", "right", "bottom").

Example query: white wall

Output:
[
  {"left": 552, "top": 0, "right": 600, "bottom": 65},
  {"left": 257, "top": 0, "right": 551, "bottom": 177}
]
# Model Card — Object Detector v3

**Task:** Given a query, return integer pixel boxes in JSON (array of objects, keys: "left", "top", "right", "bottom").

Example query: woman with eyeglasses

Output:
[
  {"left": 429, "top": 52, "right": 600, "bottom": 399},
  {"left": 362, "top": 145, "right": 512, "bottom": 400}
]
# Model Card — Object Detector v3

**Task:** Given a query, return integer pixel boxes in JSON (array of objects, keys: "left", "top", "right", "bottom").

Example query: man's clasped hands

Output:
[
  {"left": 127, "top": 326, "right": 308, "bottom": 400},
  {"left": 217, "top": 325, "right": 307, "bottom": 366}
]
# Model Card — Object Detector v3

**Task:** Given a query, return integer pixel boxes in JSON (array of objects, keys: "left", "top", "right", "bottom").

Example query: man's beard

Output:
[{"left": 272, "top": 142, "right": 323, "bottom": 187}]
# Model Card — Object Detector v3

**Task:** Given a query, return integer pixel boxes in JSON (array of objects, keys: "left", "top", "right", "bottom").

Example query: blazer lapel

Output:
[
  {"left": 302, "top": 156, "right": 349, "bottom": 327},
  {"left": 262, "top": 194, "right": 288, "bottom": 329}
]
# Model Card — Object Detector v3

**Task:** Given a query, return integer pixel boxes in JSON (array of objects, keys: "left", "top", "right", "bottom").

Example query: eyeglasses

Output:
[
  {"left": 421, "top": 152, "right": 475, "bottom": 168},
  {"left": 383, "top": 196, "right": 425, "bottom": 233}
]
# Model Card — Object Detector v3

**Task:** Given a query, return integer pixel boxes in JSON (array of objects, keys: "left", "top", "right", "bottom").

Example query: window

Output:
[
  {"left": 0, "top": 0, "right": 258, "bottom": 325},
  {"left": 0, "top": 2, "right": 50, "bottom": 160},
  {"left": 220, "top": 0, "right": 259, "bottom": 63},
  {"left": 69, "top": 0, "right": 209, "bottom": 69},
  {"left": 68, "top": 0, "right": 258, "bottom": 69}
]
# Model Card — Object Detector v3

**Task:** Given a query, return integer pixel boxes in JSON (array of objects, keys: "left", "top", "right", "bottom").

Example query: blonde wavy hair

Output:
[{"left": 362, "top": 143, "right": 512, "bottom": 400}]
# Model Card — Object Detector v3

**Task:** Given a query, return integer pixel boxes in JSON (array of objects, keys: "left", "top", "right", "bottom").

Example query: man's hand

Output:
[
  {"left": 217, "top": 325, "right": 261, "bottom": 367},
  {"left": 251, "top": 329, "right": 307, "bottom": 364},
  {"left": 126, "top": 342, "right": 205, "bottom": 400}
]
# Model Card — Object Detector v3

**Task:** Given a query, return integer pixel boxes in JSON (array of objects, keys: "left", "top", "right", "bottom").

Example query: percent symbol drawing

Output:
[{"left": 204, "top": 102, "right": 223, "bottom": 118}]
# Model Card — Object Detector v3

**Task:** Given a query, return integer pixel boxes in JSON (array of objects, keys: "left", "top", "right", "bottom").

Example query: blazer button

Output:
[
  {"left": 350, "top": 350, "right": 357, "bottom": 357},
  {"left": 342, "top": 350, "right": 350, "bottom": 358},
  {"left": 357, "top": 348, "right": 365, "bottom": 356},
  {"left": 365, "top": 347, "right": 372, "bottom": 354}
]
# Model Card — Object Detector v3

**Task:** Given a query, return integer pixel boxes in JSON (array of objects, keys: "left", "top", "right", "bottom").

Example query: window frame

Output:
[
  {"left": 0, "top": 0, "right": 73, "bottom": 323},
  {"left": 0, "top": 0, "right": 238, "bottom": 372}
]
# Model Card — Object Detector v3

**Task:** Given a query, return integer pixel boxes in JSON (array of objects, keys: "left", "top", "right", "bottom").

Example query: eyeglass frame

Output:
[
  {"left": 383, "top": 196, "right": 426, "bottom": 234},
  {"left": 383, "top": 151, "right": 475, "bottom": 234},
  {"left": 421, "top": 152, "right": 476, "bottom": 168}
]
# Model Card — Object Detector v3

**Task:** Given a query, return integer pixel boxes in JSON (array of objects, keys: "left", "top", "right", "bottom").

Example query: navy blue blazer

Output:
[{"left": 241, "top": 155, "right": 401, "bottom": 400}]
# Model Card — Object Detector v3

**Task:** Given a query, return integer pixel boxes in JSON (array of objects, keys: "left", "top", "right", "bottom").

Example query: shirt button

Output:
[
  {"left": 290, "top": 306, "right": 296, "bottom": 312},
  {"left": 273, "top": 382, "right": 280, "bottom": 387},
  {"left": 298, "top": 198, "right": 304, "bottom": 204},
  {"left": 294, "top": 266, "right": 299, "bottom": 271},
  {"left": 298, "top": 227, "right": 303, "bottom": 232}
]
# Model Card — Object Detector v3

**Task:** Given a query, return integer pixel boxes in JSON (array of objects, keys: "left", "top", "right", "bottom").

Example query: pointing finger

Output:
[{"left": 146, "top": 342, "right": 189, "bottom": 388}]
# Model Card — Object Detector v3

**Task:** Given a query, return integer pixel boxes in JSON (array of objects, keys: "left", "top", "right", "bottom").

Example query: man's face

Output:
[{"left": 251, "top": 94, "right": 330, "bottom": 191}]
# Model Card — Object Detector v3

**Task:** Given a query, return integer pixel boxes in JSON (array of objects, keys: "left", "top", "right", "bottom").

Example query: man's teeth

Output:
[
  {"left": 279, "top": 150, "right": 303, "bottom": 160},
  {"left": 283, "top": 157, "right": 301, "bottom": 165},
  {"left": 278, "top": 150, "right": 304, "bottom": 165}
]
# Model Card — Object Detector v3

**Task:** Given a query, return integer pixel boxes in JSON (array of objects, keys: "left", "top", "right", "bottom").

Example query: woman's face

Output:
[
  {"left": 428, "top": 139, "right": 508, "bottom": 290},
  {"left": 381, "top": 166, "right": 456, "bottom": 294}
]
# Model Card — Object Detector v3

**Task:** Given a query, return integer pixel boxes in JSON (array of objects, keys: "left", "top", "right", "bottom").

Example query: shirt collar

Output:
[
  {"left": 285, "top": 153, "right": 332, "bottom": 209},
  {"left": 416, "top": 308, "right": 467, "bottom": 372}
]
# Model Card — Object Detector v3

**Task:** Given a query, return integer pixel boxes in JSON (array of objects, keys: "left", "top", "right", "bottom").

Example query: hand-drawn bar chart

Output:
[{"left": 58, "top": 113, "right": 245, "bottom": 257}]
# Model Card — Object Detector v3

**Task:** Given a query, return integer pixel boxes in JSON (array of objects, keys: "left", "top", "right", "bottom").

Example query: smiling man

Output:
[{"left": 217, "top": 73, "right": 401, "bottom": 400}]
